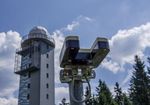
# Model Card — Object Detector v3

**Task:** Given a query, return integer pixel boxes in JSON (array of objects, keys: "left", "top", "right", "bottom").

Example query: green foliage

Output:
[
  {"left": 122, "top": 93, "right": 132, "bottom": 105},
  {"left": 114, "top": 82, "right": 123, "bottom": 105},
  {"left": 146, "top": 57, "right": 150, "bottom": 103},
  {"left": 114, "top": 82, "right": 132, "bottom": 105},
  {"left": 129, "top": 55, "right": 149, "bottom": 105},
  {"left": 96, "top": 80, "right": 115, "bottom": 105}
]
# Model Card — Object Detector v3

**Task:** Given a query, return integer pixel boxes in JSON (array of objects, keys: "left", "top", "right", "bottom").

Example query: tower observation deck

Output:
[{"left": 14, "top": 26, "right": 55, "bottom": 105}]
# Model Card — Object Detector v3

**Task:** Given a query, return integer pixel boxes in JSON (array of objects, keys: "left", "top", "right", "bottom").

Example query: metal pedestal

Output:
[{"left": 69, "top": 80, "right": 84, "bottom": 105}]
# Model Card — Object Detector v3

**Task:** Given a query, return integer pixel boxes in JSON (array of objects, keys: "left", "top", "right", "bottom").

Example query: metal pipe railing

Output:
[{"left": 21, "top": 34, "right": 55, "bottom": 44}]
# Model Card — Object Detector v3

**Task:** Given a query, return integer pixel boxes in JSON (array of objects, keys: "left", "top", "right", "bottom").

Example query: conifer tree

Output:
[
  {"left": 129, "top": 55, "right": 149, "bottom": 105},
  {"left": 96, "top": 80, "right": 115, "bottom": 105},
  {"left": 114, "top": 82, "right": 123, "bottom": 105},
  {"left": 85, "top": 86, "right": 94, "bottom": 105},
  {"left": 122, "top": 93, "right": 132, "bottom": 105},
  {"left": 146, "top": 57, "right": 150, "bottom": 103},
  {"left": 85, "top": 86, "right": 98, "bottom": 105},
  {"left": 92, "top": 94, "right": 98, "bottom": 105}
]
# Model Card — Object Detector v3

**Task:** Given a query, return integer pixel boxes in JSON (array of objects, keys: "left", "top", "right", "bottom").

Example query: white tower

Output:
[{"left": 14, "top": 26, "right": 55, "bottom": 105}]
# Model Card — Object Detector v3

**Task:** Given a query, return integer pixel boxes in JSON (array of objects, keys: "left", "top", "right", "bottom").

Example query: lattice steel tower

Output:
[{"left": 14, "top": 26, "right": 55, "bottom": 105}]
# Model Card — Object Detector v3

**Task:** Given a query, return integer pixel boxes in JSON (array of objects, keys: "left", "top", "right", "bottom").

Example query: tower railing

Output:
[
  {"left": 14, "top": 50, "right": 21, "bottom": 74},
  {"left": 16, "top": 45, "right": 34, "bottom": 55},
  {"left": 14, "top": 46, "right": 39, "bottom": 74},
  {"left": 21, "top": 34, "right": 55, "bottom": 44}
]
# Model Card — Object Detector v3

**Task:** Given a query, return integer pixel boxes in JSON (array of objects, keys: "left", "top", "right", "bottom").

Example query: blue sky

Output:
[
  {"left": 1, "top": 0, "right": 150, "bottom": 104},
  {"left": 1, "top": 0, "right": 150, "bottom": 35}
]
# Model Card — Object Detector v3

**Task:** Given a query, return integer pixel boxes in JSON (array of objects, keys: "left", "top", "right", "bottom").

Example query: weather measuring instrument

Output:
[{"left": 59, "top": 36, "right": 110, "bottom": 105}]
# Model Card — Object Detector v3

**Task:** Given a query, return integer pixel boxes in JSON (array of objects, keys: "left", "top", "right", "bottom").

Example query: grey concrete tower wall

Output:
[{"left": 40, "top": 42, "right": 55, "bottom": 105}]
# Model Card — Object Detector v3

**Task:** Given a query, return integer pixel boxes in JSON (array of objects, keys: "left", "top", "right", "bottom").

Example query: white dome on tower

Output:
[
  {"left": 29, "top": 26, "right": 49, "bottom": 36},
  {"left": 21, "top": 26, "right": 55, "bottom": 48}
]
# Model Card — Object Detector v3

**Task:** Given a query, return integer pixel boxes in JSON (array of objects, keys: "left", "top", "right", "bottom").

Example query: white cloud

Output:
[
  {"left": 0, "top": 31, "right": 21, "bottom": 69},
  {"left": 0, "top": 31, "right": 21, "bottom": 105},
  {"left": 51, "top": 32, "right": 64, "bottom": 83},
  {"left": 102, "top": 59, "right": 121, "bottom": 74},
  {"left": 100, "top": 22, "right": 150, "bottom": 86},
  {"left": 0, "top": 32, "right": 6, "bottom": 47},
  {"left": 0, "top": 97, "right": 17, "bottom": 105},
  {"left": 65, "top": 21, "right": 79, "bottom": 31},
  {"left": 121, "top": 69, "right": 132, "bottom": 87},
  {"left": 57, "top": 15, "right": 94, "bottom": 34},
  {"left": 102, "top": 22, "right": 150, "bottom": 73},
  {"left": 84, "top": 17, "right": 93, "bottom": 21},
  {"left": 55, "top": 87, "right": 69, "bottom": 104},
  {"left": 77, "top": 15, "right": 94, "bottom": 22}
]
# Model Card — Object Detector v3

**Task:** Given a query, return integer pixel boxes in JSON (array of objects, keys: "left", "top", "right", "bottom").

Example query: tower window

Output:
[
  {"left": 28, "top": 84, "right": 30, "bottom": 88},
  {"left": 28, "top": 72, "right": 31, "bottom": 78},
  {"left": 46, "top": 64, "right": 49, "bottom": 68},
  {"left": 38, "top": 46, "right": 40, "bottom": 51},
  {"left": 46, "top": 94, "right": 49, "bottom": 99},
  {"left": 47, "top": 45, "right": 49, "bottom": 49},
  {"left": 46, "top": 73, "right": 49, "bottom": 78},
  {"left": 29, "top": 63, "right": 31, "bottom": 67},
  {"left": 46, "top": 83, "right": 49, "bottom": 88},
  {"left": 46, "top": 54, "right": 49, "bottom": 58},
  {"left": 29, "top": 54, "right": 32, "bottom": 58},
  {"left": 27, "top": 94, "right": 30, "bottom": 100}
]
